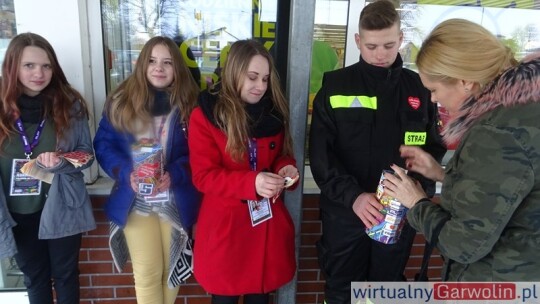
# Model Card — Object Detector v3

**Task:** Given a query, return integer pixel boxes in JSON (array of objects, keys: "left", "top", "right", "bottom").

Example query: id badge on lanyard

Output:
[
  {"left": 10, "top": 118, "right": 45, "bottom": 196},
  {"left": 246, "top": 138, "right": 273, "bottom": 226},
  {"left": 10, "top": 159, "right": 41, "bottom": 196}
]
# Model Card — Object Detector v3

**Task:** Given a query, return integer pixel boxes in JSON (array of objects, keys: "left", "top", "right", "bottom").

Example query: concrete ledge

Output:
[{"left": 86, "top": 177, "right": 114, "bottom": 196}]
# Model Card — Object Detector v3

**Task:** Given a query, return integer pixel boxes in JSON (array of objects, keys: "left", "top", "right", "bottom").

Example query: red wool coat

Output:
[{"left": 188, "top": 107, "right": 296, "bottom": 295}]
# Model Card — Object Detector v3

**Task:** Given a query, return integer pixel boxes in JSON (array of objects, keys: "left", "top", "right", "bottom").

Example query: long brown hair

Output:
[
  {"left": 104, "top": 36, "right": 199, "bottom": 134},
  {"left": 0, "top": 33, "right": 88, "bottom": 149},
  {"left": 214, "top": 39, "right": 293, "bottom": 161}
]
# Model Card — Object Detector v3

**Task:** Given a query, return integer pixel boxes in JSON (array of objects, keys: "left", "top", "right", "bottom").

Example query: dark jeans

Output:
[
  {"left": 317, "top": 208, "right": 416, "bottom": 304},
  {"left": 211, "top": 293, "right": 269, "bottom": 304},
  {"left": 11, "top": 211, "right": 82, "bottom": 304}
]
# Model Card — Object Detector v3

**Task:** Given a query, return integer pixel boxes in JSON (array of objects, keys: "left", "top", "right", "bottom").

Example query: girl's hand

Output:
[
  {"left": 255, "top": 171, "right": 285, "bottom": 198},
  {"left": 277, "top": 165, "right": 299, "bottom": 179},
  {"left": 36, "top": 152, "right": 61, "bottom": 168},
  {"left": 157, "top": 172, "right": 171, "bottom": 192},
  {"left": 130, "top": 171, "right": 169, "bottom": 195},
  {"left": 272, "top": 165, "right": 300, "bottom": 202},
  {"left": 130, "top": 171, "right": 139, "bottom": 193}
]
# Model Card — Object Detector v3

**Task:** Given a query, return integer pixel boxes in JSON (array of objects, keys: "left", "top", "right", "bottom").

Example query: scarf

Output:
[
  {"left": 151, "top": 89, "right": 172, "bottom": 116},
  {"left": 245, "top": 96, "right": 284, "bottom": 138},
  {"left": 17, "top": 94, "right": 46, "bottom": 123}
]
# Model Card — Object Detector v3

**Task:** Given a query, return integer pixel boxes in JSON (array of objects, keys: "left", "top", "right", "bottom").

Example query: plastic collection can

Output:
[{"left": 365, "top": 169, "right": 408, "bottom": 244}]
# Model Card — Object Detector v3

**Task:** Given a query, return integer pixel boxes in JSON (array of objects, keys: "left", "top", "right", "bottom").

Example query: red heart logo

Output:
[{"left": 408, "top": 96, "right": 420, "bottom": 110}]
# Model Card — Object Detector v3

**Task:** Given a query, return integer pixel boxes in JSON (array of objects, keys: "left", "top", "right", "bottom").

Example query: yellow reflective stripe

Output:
[
  {"left": 330, "top": 95, "right": 377, "bottom": 110},
  {"left": 404, "top": 132, "right": 427, "bottom": 145}
]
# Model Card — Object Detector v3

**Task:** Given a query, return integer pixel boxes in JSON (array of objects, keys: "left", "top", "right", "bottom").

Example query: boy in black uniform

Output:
[{"left": 309, "top": 1, "right": 446, "bottom": 303}]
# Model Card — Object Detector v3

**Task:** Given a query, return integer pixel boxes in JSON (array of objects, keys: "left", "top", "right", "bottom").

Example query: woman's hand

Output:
[
  {"left": 383, "top": 164, "right": 427, "bottom": 209},
  {"left": 400, "top": 145, "right": 445, "bottom": 182},
  {"left": 255, "top": 171, "right": 285, "bottom": 199},
  {"left": 36, "top": 152, "right": 61, "bottom": 168}
]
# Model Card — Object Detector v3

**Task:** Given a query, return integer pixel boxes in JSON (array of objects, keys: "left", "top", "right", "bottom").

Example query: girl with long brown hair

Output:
[
  {"left": 0, "top": 32, "right": 95, "bottom": 304},
  {"left": 188, "top": 39, "right": 299, "bottom": 304}
]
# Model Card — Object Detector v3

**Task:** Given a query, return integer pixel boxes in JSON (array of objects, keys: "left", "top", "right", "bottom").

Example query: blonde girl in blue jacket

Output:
[{"left": 93, "top": 36, "right": 201, "bottom": 304}]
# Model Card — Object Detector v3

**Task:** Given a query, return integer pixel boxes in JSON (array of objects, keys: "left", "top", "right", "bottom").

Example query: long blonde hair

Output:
[
  {"left": 105, "top": 36, "right": 199, "bottom": 133},
  {"left": 214, "top": 39, "right": 293, "bottom": 162},
  {"left": 417, "top": 19, "right": 517, "bottom": 87}
]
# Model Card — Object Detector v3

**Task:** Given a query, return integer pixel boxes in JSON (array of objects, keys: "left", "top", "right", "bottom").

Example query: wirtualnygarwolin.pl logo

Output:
[{"left": 351, "top": 282, "right": 540, "bottom": 303}]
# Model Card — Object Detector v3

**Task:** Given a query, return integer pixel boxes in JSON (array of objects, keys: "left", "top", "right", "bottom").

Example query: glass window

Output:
[
  {"left": 101, "top": 0, "right": 279, "bottom": 93},
  {"left": 0, "top": 257, "right": 24, "bottom": 290},
  {"left": 400, "top": 1, "right": 540, "bottom": 66},
  {"left": 310, "top": 0, "right": 348, "bottom": 106},
  {"left": 0, "top": 0, "right": 24, "bottom": 289},
  {"left": 0, "top": 0, "right": 16, "bottom": 76},
  {"left": 400, "top": 0, "right": 540, "bottom": 151}
]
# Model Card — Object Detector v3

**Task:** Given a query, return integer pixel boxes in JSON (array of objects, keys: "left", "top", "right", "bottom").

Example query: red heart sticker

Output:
[{"left": 408, "top": 96, "right": 420, "bottom": 110}]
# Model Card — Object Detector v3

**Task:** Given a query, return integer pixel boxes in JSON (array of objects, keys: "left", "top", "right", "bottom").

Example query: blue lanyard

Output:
[
  {"left": 14, "top": 118, "right": 46, "bottom": 159},
  {"left": 247, "top": 138, "right": 257, "bottom": 171}
]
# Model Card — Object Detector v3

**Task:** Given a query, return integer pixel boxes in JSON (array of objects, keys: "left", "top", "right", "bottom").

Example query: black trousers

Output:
[
  {"left": 211, "top": 293, "right": 269, "bottom": 304},
  {"left": 11, "top": 211, "right": 82, "bottom": 304},
  {"left": 317, "top": 208, "right": 416, "bottom": 304}
]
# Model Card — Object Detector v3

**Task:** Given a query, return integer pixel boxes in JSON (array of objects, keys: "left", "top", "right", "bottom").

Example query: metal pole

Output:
[{"left": 276, "top": 0, "right": 315, "bottom": 303}]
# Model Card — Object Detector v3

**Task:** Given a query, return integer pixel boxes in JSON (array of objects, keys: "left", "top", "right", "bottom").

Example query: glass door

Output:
[
  {"left": 101, "top": 0, "right": 281, "bottom": 93},
  {"left": 0, "top": 0, "right": 24, "bottom": 292}
]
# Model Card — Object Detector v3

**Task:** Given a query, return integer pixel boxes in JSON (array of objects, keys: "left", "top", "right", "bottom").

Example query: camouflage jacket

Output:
[{"left": 408, "top": 55, "right": 540, "bottom": 281}]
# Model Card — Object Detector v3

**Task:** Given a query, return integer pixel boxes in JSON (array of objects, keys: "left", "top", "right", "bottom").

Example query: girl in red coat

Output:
[{"left": 188, "top": 39, "right": 299, "bottom": 304}]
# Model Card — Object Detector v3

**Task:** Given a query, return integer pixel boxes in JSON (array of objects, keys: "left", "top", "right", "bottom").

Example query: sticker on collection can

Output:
[{"left": 365, "top": 169, "right": 408, "bottom": 244}]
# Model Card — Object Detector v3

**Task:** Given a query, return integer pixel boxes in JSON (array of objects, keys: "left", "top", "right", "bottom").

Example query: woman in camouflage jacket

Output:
[{"left": 382, "top": 19, "right": 540, "bottom": 281}]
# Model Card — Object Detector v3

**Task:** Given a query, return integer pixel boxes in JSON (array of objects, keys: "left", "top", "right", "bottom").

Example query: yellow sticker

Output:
[{"left": 404, "top": 132, "right": 427, "bottom": 145}]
